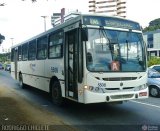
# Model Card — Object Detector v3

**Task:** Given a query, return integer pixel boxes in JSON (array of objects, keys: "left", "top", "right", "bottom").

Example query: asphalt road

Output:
[{"left": 1, "top": 70, "right": 160, "bottom": 131}]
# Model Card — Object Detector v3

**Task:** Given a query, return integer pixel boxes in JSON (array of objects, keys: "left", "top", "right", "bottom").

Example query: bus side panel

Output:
[
  {"left": 18, "top": 60, "right": 46, "bottom": 92},
  {"left": 19, "top": 61, "right": 34, "bottom": 87},
  {"left": 45, "top": 58, "right": 65, "bottom": 97},
  {"left": 33, "top": 60, "right": 46, "bottom": 91}
]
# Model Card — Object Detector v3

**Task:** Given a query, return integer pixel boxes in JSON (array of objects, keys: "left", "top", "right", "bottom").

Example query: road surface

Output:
[{"left": 1, "top": 70, "right": 160, "bottom": 131}]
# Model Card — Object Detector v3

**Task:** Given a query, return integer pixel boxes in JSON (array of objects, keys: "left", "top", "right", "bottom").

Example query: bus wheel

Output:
[
  {"left": 51, "top": 81, "right": 63, "bottom": 106},
  {"left": 19, "top": 74, "right": 25, "bottom": 89}
]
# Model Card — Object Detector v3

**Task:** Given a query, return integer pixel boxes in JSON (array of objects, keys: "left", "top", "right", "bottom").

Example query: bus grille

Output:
[
  {"left": 105, "top": 87, "right": 134, "bottom": 91},
  {"left": 103, "top": 77, "right": 137, "bottom": 81},
  {"left": 110, "top": 94, "right": 134, "bottom": 99}
]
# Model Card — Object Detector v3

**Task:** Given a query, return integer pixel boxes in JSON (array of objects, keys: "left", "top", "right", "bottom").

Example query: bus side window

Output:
[
  {"left": 37, "top": 37, "right": 47, "bottom": 60},
  {"left": 22, "top": 43, "right": 28, "bottom": 61},
  {"left": 49, "top": 31, "right": 63, "bottom": 58},
  {"left": 18, "top": 46, "right": 22, "bottom": 61},
  {"left": 28, "top": 40, "right": 36, "bottom": 60},
  {"left": 11, "top": 48, "right": 14, "bottom": 62}
]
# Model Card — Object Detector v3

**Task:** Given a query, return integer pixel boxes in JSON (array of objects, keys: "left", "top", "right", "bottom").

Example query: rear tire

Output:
[
  {"left": 19, "top": 74, "right": 25, "bottom": 89},
  {"left": 51, "top": 81, "right": 64, "bottom": 106}
]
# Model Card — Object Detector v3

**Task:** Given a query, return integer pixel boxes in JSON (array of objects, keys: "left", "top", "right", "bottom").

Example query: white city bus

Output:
[{"left": 11, "top": 13, "right": 148, "bottom": 105}]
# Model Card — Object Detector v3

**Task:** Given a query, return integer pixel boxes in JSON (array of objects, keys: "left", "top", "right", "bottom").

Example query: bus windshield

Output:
[{"left": 86, "top": 28, "right": 146, "bottom": 72}]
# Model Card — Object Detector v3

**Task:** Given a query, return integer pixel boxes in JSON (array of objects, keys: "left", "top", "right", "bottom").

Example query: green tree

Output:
[
  {"left": 143, "top": 18, "right": 160, "bottom": 32},
  {"left": 148, "top": 57, "right": 160, "bottom": 67},
  {"left": 0, "top": 34, "right": 5, "bottom": 45},
  {"left": 0, "top": 3, "right": 5, "bottom": 6},
  {"left": 0, "top": 0, "right": 44, "bottom": 5},
  {"left": 22, "top": 0, "right": 37, "bottom": 2}
]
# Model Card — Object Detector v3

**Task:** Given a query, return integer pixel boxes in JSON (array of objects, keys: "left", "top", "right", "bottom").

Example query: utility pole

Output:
[
  {"left": 41, "top": 16, "right": 48, "bottom": 32},
  {"left": 10, "top": 38, "right": 14, "bottom": 47}
]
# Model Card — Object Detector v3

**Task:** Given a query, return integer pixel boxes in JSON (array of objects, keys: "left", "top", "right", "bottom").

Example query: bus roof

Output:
[{"left": 12, "top": 13, "right": 141, "bottom": 48}]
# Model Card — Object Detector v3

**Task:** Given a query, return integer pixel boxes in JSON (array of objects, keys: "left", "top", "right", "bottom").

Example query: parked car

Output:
[
  {"left": 148, "top": 67, "right": 157, "bottom": 73},
  {"left": 148, "top": 68, "right": 160, "bottom": 97},
  {"left": 5, "top": 64, "right": 11, "bottom": 72},
  {"left": 0, "top": 63, "right": 3, "bottom": 70},
  {"left": 149, "top": 65, "right": 160, "bottom": 73}
]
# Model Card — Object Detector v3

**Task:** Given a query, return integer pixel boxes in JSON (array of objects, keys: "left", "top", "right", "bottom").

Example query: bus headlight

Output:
[
  {"left": 134, "top": 84, "right": 147, "bottom": 91},
  {"left": 84, "top": 86, "right": 103, "bottom": 93},
  {"left": 84, "top": 85, "right": 88, "bottom": 89},
  {"left": 84, "top": 85, "right": 94, "bottom": 91}
]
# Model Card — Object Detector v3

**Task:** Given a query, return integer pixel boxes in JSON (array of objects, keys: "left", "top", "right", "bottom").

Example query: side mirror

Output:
[{"left": 81, "top": 28, "right": 88, "bottom": 41}]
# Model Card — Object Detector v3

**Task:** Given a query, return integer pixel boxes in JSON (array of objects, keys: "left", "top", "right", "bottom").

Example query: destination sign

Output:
[{"left": 83, "top": 16, "right": 141, "bottom": 30}]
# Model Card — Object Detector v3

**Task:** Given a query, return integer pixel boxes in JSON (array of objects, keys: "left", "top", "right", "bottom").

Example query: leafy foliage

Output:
[
  {"left": 0, "top": 3, "right": 6, "bottom": 6},
  {"left": 1, "top": 0, "right": 39, "bottom": 5},
  {"left": 0, "top": 34, "right": 5, "bottom": 44},
  {"left": 0, "top": 54, "right": 6, "bottom": 62},
  {"left": 143, "top": 18, "right": 160, "bottom": 32},
  {"left": 148, "top": 57, "right": 160, "bottom": 67},
  {"left": 22, "top": 0, "right": 48, "bottom": 2},
  {"left": 150, "top": 18, "right": 160, "bottom": 26},
  {"left": 21, "top": 0, "right": 37, "bottom": 2},
  {"left": 0, "top": 53, "right": 10, "bottom": 63}
]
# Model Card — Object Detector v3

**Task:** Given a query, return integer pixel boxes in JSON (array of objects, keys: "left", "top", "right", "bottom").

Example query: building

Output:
[
  {"left": 88, "top": 0, "right": 126, "bottom": 18},
  {"left": 143, "top": 30, "right": 160, "bottom": 58},
  {"left": 51, "top": 8, "right": 79, "bottom": 27},
  {"left": 51, "top": 8, "right": 66, "bottom": 27},
  {"left": 51, "top": 13, "right": 61, "bottom": 26}
]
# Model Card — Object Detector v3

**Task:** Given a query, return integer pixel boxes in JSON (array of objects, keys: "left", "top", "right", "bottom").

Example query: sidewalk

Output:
[{"left": 0, "top": 85, "right": 76, "bottom": 131}]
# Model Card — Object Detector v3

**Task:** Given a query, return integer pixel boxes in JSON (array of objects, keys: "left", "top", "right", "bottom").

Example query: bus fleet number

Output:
[{"left": 51, "top": 67, "right": 58, "bottom": 73}]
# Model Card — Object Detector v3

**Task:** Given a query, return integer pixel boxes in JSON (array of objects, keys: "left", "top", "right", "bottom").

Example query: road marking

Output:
[{"left": 130, "top": 100, "right": 160, "bottom": 109}]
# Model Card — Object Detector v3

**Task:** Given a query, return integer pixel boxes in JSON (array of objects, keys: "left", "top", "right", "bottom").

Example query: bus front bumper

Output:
[{"left": 83, "top": 88, "right": 148, "bottom": 104}]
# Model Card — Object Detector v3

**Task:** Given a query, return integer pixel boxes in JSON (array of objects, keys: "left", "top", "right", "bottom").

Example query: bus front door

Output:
[{"left": 65, "top": 29, "right": 78, "bottom": 100}]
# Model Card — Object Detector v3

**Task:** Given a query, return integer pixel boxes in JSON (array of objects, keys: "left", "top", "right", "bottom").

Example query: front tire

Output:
[
  {"left": 150, "top": 86, "right": 160, "bottom": 97},
  {"left": 51, "top": 81, "right": 63, "bottom": 106}
]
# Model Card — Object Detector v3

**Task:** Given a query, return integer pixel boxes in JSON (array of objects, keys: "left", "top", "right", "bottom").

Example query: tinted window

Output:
[
  {"left": 28, "top": 40, "right": 36, "bottom": 60},
  {"left": 147, "top": 34, "right": 153, "bottom": 48},
  {"left": 11, "top": 48, "right": 14, "bottom": 62},
  {"left": 18, "top": 46, "right": 22, "bottom": 61},
  {"left": 22, "top": 43, "right": 28, "bottom": 61},
  {"left": 37, "top": 37, "right": 47, "bottom": 59},
  {"left": 153, "top": 66, "right": 160, "bottom": 72},
  {"left": 49, "top": 31, "right": 63, "bottom": 58}
]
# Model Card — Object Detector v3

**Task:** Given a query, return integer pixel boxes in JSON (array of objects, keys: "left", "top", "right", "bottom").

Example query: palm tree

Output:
[
  {"left": 0, "top": 3, "right": 6, "bottom": 6},
  {"left": 0, "top": 34, "right": 5, "bottom": 45}
]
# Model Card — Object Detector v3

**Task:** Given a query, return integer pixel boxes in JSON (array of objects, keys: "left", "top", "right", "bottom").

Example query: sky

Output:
[{"left": 0, "top": 0, "right": 160, "bottom": 53}]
